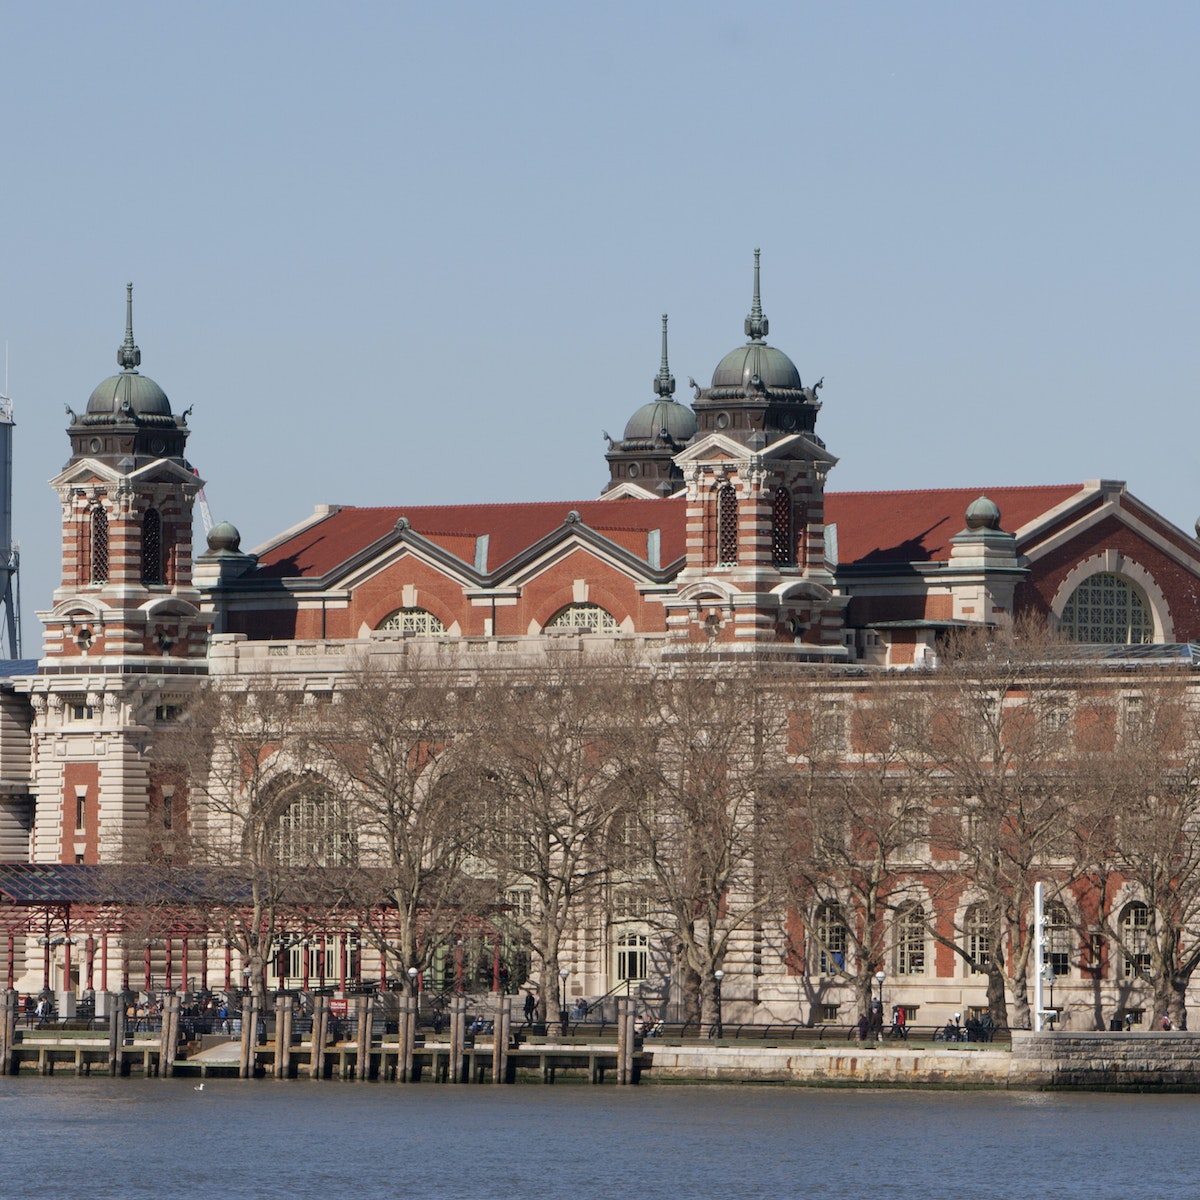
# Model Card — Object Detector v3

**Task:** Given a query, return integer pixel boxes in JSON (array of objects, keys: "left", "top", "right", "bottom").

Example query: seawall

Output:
[{"left": 642, "top": 1032, "right": 1200, "bottom": 1090}]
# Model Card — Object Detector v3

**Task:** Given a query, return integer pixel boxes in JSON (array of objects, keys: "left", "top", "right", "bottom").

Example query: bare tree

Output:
[
  {"left": 917, "top": 617, "right": 1093, "bottom": 1029},
  {"left": 1082, "top": 670, "right": 1200, "bottom": 1028},
  {"left": 617, "top": 658, "right": 791, "bottom": 1034},
  {"left": 785, "top": 674, "right": 934, "bottom": 1024},
  {"left": 472, "top": 656, "right": 634, "bottom": 1032},
  {"left": 304, "top": 653, "right": 490, "bottom": 996},
  {"left": 165, "top": 677, "right": 309, "bottom": 1006}
]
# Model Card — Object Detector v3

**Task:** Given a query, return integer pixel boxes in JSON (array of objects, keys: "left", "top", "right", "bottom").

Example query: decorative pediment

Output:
[
  {"left": 50, "top": 456, "right": 204, "bottom": 493},
  {"left": 672, "top": 430, "right": 837, "bottom": 470}
]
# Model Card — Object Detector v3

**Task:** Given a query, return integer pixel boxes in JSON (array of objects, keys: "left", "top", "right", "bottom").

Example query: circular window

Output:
[
  {"left": 89, "top": 438, "right": 102, "bottom": 454},
  {"left": 628, "top": 463, "right": 639, "bottom": 478},
  {"left": 715, "top": 412, "right": 730, "bottom": 430}
]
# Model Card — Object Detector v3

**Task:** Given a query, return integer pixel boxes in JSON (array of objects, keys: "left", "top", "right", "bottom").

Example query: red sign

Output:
[{"left": 328, "top": 998, "right": 349, "bottom": 1016}]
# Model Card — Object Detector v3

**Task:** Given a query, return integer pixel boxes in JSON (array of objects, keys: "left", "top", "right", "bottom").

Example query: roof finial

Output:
[
  {"left": 117, "top": 281, "right": 141, "bottom": 371},
  {"left": 653, "top": 313, "right": 676, "bottom": 399},
  {"left": 744, "top": 248, "right": 769, "bottom": 342}
]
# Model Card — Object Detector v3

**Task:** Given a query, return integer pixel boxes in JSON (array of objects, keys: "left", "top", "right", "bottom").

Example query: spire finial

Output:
[
  {"left": 744, "top": 248, "right": 769, "bottom": 341},
  {"left": 117, "top": 281, "right": 141, "bottom": 371},
  {"left": 653, "top": 313, "right": 675, "bottom": 398}
]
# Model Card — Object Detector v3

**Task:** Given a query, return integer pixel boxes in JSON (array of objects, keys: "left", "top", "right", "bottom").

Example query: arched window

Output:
[
  {"left": 771, "top": 487, "right": 794, "bottom": 566},
  {"left": 716, "top": 483, "right": 738, "bottom": 566},
  {"left": 1060, "top": 572, "right": 1153, "bottom": 644},
  {"left": 895, "top": 905, "right": 925, "bottom": 975},
  {"left": 90, "top": 507, "right": 109, "bottom": 584},
  {"left": 142, "top": 508, "right": 163, "bottom": 584},
  {"left": 269, "top": 775, "right": 357, "bottom": 868},
  {"left": 1120, "top": 901, "right": 1151, "bottom": 978},
  {"left": 1046, "top": 902, "right": 1071, "bottom": 976},
  {"left": 814, "top": 903, "right": 847, "bottom": 976},
  {"left": 965, "top": 906, "right": 992, "bottom": 974},
  {"left": 376, "top": 607, "right": 445, "bottom": 636},
  {"left": 615, "top": 932, "right": 648, "bottom": 983},
  {"left": 544, "top": 602, "right": 620, "bottom": 634}
]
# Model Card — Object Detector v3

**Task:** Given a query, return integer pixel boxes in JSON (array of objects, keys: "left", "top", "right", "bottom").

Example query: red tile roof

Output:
[
  {"left": 827, "top": 485, "right": 1084, "bottom": 565},
  {"left": 254, "top": 498, "right": 689, "bottom": 579},
  {"left": 253, "top": 485, "right": 1087, "bottom": 580}
]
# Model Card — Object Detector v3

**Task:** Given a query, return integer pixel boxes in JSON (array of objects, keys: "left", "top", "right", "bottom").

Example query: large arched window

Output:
[
  {"left": 376, "top": 607, "right": 445, "bottom": 636},
  {"left": 814, "top": 903, "right": 847, "bottom": 976},
  {"left": 895, "top": 905, "right": 926, "bottom": 976},
  {"left": 1060, "top": 572, "right": 1153, "bottom": 644},
  {"left": 771, "top": 487, "right": 794, "bottom": 566},
  {"left": 544, "top": 602, "right": 619, "bottom": 634},
  {"left": 90, "top": 507, "right": 109, "bottom": 584},
  {"left": 268, "top": 775, "right": 357, "bottom": 868},
  {"left": 1120, "top": 901, "right": 1151, "bottom": 978},
  {"left": 142, "top": 508, "right": 163, "bottom": 584},
  {"left": 716, "top": 483, "right": 738, "bottom": 566}
]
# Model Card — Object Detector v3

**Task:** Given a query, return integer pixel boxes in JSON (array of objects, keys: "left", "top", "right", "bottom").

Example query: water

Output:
[{"left": 2, "top": 1078, "right": 1198, "bottom": 1200}]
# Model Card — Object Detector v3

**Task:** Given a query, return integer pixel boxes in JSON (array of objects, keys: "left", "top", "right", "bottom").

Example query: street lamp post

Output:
[
  {"left": 1041, "top": 962, "right": 1057, "bottom": 1028},
  {"left": 714, "top": 969, "right": 725, "bottom": 1039},
  {"left": 559, "top": 968, "right": 570, "bottom": 1032},
  {"left": 408, "top": 964, "right": 419, "bottom": 997}
]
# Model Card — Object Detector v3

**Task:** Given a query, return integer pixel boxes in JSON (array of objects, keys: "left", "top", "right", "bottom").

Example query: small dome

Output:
[
  {"left": 86, "top": 371, "right": 172, "bottom": 418},
  {"left": 207, "top": 521, "right": 242, "bottom": 553},
  {"left": 623, "top": 398, "right": 697, "bottom": 444},
  {"left": 710, "top": 341, "right": 802, "bottom": 392},
  {"left": 965, "top": 496, "right": 1002, "bottom": 530}
]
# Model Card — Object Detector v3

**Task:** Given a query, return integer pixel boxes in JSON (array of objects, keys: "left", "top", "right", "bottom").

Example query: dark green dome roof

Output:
[
  {"left": 84, "top": 283, "right": 172, "bottom": 419},
  {"left": 710, "top": 341, "right": 802, "bottom": 391},
  {"left": 623, "top": 397, "right": 697, "bottom": 443},
  {"left": 86, "top": 371, "right": 171, "bottom": 417}
]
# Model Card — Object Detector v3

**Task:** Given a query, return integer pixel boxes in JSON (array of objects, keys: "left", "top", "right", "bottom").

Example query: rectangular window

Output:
[
  {"left": 75, "top": 793, "right": 86, "bottom": 832},
  {"left": 70, "top": 703, "right": 95, "bottom": 721},
  {"left": 820, "top": 1004, "right": 839, "bottom": 1021},
  {"left": 155, "top": 704, "right": 182, "bottom": 722}
]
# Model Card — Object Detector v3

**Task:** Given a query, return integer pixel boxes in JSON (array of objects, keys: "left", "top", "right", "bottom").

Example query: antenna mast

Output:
[{"left": 0, "top": 344, "right": 20, "bottom": 658}]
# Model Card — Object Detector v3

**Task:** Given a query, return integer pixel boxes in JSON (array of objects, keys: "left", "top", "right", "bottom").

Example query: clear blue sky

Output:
[{"left": 2, "top": 1, "right": 1197, "bottom": 654}]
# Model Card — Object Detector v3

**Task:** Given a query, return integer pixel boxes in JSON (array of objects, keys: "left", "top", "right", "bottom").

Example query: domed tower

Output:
[
  {"left": 690, "top": 248, "right": 824, "bottom": 445},
  {"left": 603, "top": 314, "right": 697, "bottom": 496},
  {"left": 29, "top": 285, "right": 209, "bottom": 866},
  {"left": 667, "top": 251, "right": 847, "bottom": 659}
]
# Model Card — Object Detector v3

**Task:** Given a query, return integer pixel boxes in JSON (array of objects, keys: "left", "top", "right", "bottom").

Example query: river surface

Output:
[{"left": 2, "top": 1077, "right": 1197, "bottom": 1200}]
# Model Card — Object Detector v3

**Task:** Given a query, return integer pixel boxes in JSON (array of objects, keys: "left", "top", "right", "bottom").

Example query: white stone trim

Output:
[{"left": 1049, "top": 551, "right": 1173, "bottom": 642}]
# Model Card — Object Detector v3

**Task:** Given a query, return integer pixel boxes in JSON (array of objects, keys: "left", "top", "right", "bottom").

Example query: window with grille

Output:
[
  {"left": 1121, "top": 902, "right": 1151, "bottom": 978},
  {"left": 716, "top": 483, "right": 738, "bottom": 566},
  {"left": 1060, "top": 572, "right": 1153, "bottom": 644},
  {"left": 91, "top": 507, "right": 109, "bottom": 583},
  {"left": 772, "top": 487, "right": 794, "bottom": 565},
  {"left": 814, "top": 903, "right": 847, "bottom": 975},
  {"left": 615, "top": 932, "right": 648, "bottom": 982},
  {"left": 376, "top": 607, "right": 446, "bottom": 635},
  {"left": 142, "top": 508, "right": 163, "bottom": 583},
  {"left": 270, "top": 777, "right": 357, "bottom": 868},
  {"left": 1046, "top": 902, "right": 1071, "bottom": 975},
  {"left": 544, "top": 602, "right": 619, "bottom": 634},
  {"left": 895, "top": 906, "right": 926, "bottom": 975},
  {"left": 966, "top": 906, "right": 992, "bottom": 973}
]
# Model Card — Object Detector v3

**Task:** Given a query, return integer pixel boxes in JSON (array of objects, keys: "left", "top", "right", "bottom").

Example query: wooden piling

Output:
[
  {"left": 0, "top": 989, "right": 15, "bottom": 1076},
  {"left": 449, "top": 995, "right": 467, "bottom": 1084},
  {"left": 309, "top": 995, "right": 327, "bottom": 1080},
  {"left": 356, "top": 996, "right": 373, "bottom": 1081},
  {"left": 108, "top": 993, "right": 125, "bottom": 1076},
  {"left": 396, "top": 997, "right": 412, "bottom": 1083},
  {"left": 161, "top": 994, "right": 180, "bottom": 1077},
  {"left": 492, "top": 995, "right": 510, "bottom": 1084},
  {"left": 239, "top": 997, "right": 256, "bottom": 1079}
]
